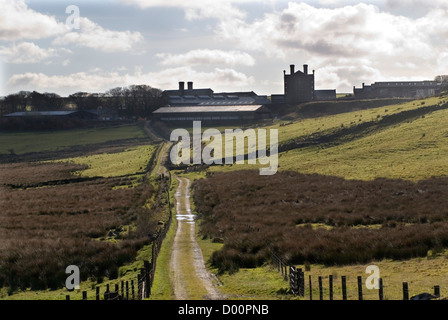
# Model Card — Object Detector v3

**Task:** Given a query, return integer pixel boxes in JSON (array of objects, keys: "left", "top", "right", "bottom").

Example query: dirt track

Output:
[{"left": 170, "top": 176, "right": 224, "bottom": 300}]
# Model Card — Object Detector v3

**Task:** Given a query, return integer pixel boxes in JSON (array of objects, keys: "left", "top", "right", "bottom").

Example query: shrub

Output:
[{"left": 193, "top": 170, "right": 448, "bottom": 272}]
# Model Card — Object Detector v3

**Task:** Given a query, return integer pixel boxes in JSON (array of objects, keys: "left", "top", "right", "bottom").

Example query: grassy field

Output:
[
  {"left": 200, "top": 95, "right": 448, "bottom": 181},
  {"left": 298, "top": 253, "right": 448, "bottom": 300},
  {"left": 184, "top": 94, "right": 448, "bottom": 300},
  {"left": 279, "top": 106, "right": 448, "bottom": 181},
  {"left": 270, "top": 97, "right": 444, "bottom": 145},
  {"left": 3, "top": 94, "right": 448, "bottom": 300},
  {"left": 0, "top": 130, "right": 168, "bottom": 299},
  {"left": 54, "top": 144, "right": 157, "bottom": 178},
  {"left": 0, "top": 124, "right": 146, "bottom": 155}
]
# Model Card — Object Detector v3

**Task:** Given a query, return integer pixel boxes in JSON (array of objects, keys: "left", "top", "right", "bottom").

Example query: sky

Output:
[{"left": 1, "top": 0, "right": 448, "bottom": 97}]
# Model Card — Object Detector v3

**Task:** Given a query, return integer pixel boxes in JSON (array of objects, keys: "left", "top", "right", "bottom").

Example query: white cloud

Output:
[
  {"left": 215, "top": 2, "right": 448, "bottom": 90},
  {"left": 119, "top": 0, "right": 262, "bottom": 20},
  {"left": 53, "top": 17, "right": 144, "bottom": 53},
  {"left": 6, "top": 66, "right": 254, "bottom": 95},
  {"left": 156, "top": 49, "right": 255, "bottom": 67},
  {"left": 0, "top": 0, "right": 67, "bottom": 41},
  {"left": 0, "top": 42, "right": 57, "bottom": 64}
]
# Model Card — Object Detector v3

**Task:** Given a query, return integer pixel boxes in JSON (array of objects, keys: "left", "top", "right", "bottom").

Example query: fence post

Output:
[
  {"left": 434, "top": 285, "right": 440, "bottom": 298},
  {"left": 82, "top": 291, "right": 87, "bottom": 300},
  {"left": 144, "top": 260, "right": 151, "bottom": 298},
  {"left": 115, "top": 284, "right": 120, "bottom": 300},
  {"left": 342, "top": 276, "right": 347, "bottom": 300},
  {"left": 138, "top": 274, "right": 143, "bottom": 300},
  {"left": 66, "top": 295, "right": 70, "bottom": 301},
  {"left": 131, "top": 279, "right": 135, "bottom": 300},
  {"left": 357, "top": 276, "right": 363, "bottom": 301},
  {"left": 289, "top": 266, "right": 298, "bottom": 296},
  {"left": 318, "top": 276, "right": 323, "bottom": 300},
  {"left": 126, "top": 281, "right": 129, "bottom": 300},
  {"left": 104, "top": 284, "right": 110, "bottom": 301},
  {"left": 403, "top": 282, "right": 409, "bottom": 300},
  {"left": 329, "top": 275, "right": 333, "bottom": 300},
  {"left": 96, "top": 286, "right": 100, "bottom": 301},
  {"left": 309, "top": 275, "right": 313, "bottom": 300},
  {"left": 379, "top": 278, "right": 384, "bottom": 301},
  {"left": 298, "top": 268, "right": 305, "bottom": 297}
]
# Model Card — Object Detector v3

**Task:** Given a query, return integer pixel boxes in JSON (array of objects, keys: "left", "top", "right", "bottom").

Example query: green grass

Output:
[
  {"left": 54, "top": 144, "right": 157, "bottom": 178},
  {"left": 279, "top": 106, "right": 448, "bottom": 181},
  {"left": 202, "top": 95, "right": 448, "bottom": 181},
  {"left": 196, "top": 235, "right": 294, "bottom": 300},
  {"left": 149, "top": 176, "right": 179, "bottom": 300},
  {"left": 268, "top": 96, "right": 444, "bottom": 145},
  {"left": 299, "top": 253, "right": 448, "bottom": 300},
  {"left": 0, "top": 125, "right": 146, "bottom": 155},
  {"left": 191, "top": 95, "right": 448, "bottom": 300}
]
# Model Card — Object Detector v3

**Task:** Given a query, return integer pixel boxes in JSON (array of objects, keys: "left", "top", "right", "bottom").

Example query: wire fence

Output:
[
  {"left": 66, "top": 171, "right": 173, "bottom": 301},
  {"left": 271, "top": 252, "right": 444, "bottom": 301}
]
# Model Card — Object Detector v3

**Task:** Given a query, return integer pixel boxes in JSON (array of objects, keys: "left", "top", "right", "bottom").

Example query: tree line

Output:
[{"left": 0, "top": 85, "right": 163, "bottom": 119}]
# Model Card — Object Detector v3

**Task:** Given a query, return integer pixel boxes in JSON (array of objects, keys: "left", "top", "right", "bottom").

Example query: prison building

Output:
[
  {"left": 152, "top": 105, "right": 270, "bottom": 122},
  {"left": 3, "top": 110, "right": 99, "bottom": 120},
  {"left": 162, "top": 82, "right": 270, "bottom": 107},
  {"left": 354, "top": 81, "right": 441, "bottom": 99},
  {"left": 314, "top": 89, "right": 337, "bottom": 101},
  {"left": 284, "top": 64, "right": 315, "bottom": 104}
]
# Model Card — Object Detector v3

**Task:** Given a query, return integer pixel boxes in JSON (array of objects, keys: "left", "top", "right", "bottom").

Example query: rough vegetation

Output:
[
  {"left": 0, "top": 154, "right": 162, "bottom": 294},
  {"left": 193, "top": 170, "right": 448, "bottom": 273}
]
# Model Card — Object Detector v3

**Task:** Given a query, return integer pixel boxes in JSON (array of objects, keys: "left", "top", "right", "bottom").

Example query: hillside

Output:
[{"left": 205, "top": 95, "right": 448, "bottom": 182}]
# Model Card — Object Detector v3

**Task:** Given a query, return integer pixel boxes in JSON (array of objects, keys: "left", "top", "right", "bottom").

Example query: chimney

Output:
[
  {"left": 290, "top": 64, "right": 295, "bottom": 75},
  {"left": 187, "top": 81, "right": 193, "bottom": 91},
  {"left": 303, "top": 64, "right": 308, "bottom": 75},
  {"left": 179, "top": 81, "right": 185, "bottom": 95}
]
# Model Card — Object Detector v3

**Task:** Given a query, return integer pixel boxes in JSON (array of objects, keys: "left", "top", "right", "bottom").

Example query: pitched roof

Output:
[{"left": 153, "top": 105, "right": 264, "bottom": 114}]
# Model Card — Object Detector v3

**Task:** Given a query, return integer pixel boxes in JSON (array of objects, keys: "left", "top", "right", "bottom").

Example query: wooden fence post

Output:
[
  {"left": 289, "top": 266, "right": 298, "bottom": 296},
  {"left": 434, "top": 285, "right": 440, "bottom": 298},
  {"left": 318, "top": 276, "right": 323, "bottom": 300},
  {"left": 298, "top": 268, "right": 305, "bottom": 297},
  {"left": 104, "top": 284, "right": 110, "bottom": 300},
  {"left": 131, "top": 279, "right": 135, "bottom": 300},
  {"left": 126, "top": 281, "right": 129, "bottom": 300},
  {"left": 144, "top": 260, "right": 151, "bottom": 298},
  {"left": 342, "top": 276, "right": 347, "bottom": 300},
  {"left": 137, "top": 274, "right": 142, "bottom": 300},
  {"left": 329, "top": 275, "right": 333, "bottom": 300},
  {"left": 357, "top": 276, "right": 363, "bottom": 301},
  {"left": 378, "top": 278, "right": 384, "bottom": 301},
  {"left": 96, "top": 286, "right": 100, "bottom": 301},
  {"left": 121, "top": 280, "right": 124, "bottom": 298},
  {"left": 115, "top": 284, "right": 120, "bottom": 300},
  {"left": 82, "top": 291, "right": 87, "bottom": 300},
  {"left": 403, "top": 282, "right": 409, "bottom": 300},
  {"left": 309, "top": 275, "right": 313, "bottom": 301}
]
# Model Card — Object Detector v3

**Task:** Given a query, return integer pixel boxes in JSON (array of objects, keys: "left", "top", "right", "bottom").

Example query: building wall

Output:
[
  {"left": 284, "top": 64, "right": 315, "bottom": 104},
  {"left": 314, "top": 90, "right": 337, "bottom": 101},
  {"left": 354, "top": 82, "right": 441, "bottom": 99},
  {"left": 155, "top": 112, "right": 258, "bottom": 122}
]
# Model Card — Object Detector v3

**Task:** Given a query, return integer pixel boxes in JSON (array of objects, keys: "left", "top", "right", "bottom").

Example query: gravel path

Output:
[{"left": 170, "top": 176, "right": 225, "bottom": 300}]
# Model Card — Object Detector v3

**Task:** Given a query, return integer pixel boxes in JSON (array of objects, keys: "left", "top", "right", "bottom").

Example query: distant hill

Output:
[
  {"left": 276, "top": 95, "right": 448, "bottom": 181},
  {"left": 207, "top": 95, "right": 448, "bottom": 181}
]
